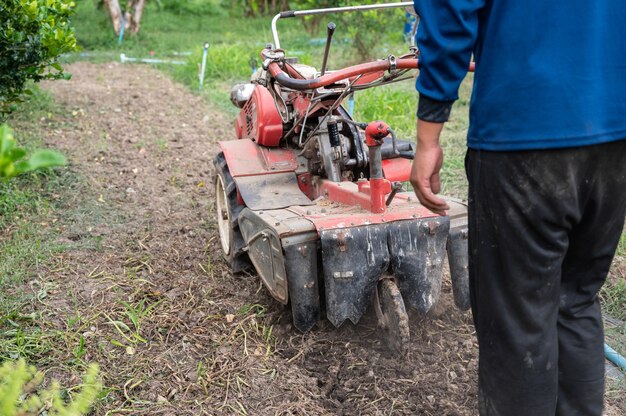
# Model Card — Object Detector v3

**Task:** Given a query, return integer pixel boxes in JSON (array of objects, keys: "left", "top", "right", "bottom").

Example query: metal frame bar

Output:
[{"left": 272, "top": 2, "right": 414, "bottom": 49}]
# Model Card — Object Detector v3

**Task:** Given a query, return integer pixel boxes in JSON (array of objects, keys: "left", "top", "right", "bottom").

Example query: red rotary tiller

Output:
[{"left": 214, "top": 2, "right": 471, "bottom": 355}]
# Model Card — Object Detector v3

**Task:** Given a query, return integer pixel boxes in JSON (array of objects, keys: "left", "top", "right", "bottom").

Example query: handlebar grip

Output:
[{"left": 327, "top": 22, "right": 336, "bottom": 35}]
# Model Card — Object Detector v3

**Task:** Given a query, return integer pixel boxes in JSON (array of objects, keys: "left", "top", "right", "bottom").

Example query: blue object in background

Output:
[
  {"left": 605, "top": 343, "right": 626, "bottom": 372},
  {"left": 118, "top": 14, "right": 126, "bottom": 45},
  {"left": 403, "top": 12, "right": 416, "bottom": 41},
  {"left": 347, "top": 93, "right": 355, "bottom": 116}
]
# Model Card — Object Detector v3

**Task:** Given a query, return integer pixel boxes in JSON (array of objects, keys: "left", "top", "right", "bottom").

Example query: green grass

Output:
[
  {"left": 602, "top": 229, "right": 626, "bottom": 365},
  {"left": 1, "top": 89, "right": 66, "bottom": 285},
  {"left": 603, "top": 232, "right": 626, "bottom": 321},
  {"left": 0, "top": 88, "right": 71, "bottom": 364},
  {"left": 0, "top": 87, "right": 113, "bottom": 365}
]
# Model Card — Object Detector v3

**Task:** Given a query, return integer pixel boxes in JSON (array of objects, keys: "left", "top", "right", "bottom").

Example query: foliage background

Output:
[{"left": 0, "top": 0, "right": 78, "bottom": 118}]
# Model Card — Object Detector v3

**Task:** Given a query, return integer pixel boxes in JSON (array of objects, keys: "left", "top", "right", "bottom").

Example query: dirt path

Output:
[{"left": 31, "top": 62, "right": 622, "bottom": 415}]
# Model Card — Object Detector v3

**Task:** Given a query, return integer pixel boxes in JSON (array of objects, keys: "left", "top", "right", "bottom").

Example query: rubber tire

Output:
[{"left": 213, "top": 152, "right": 250, "bottom": 272}]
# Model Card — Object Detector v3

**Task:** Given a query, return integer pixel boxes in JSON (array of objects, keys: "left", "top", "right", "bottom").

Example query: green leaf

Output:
[
  {"left": 0, "top": 125, "right": 17, "bottom": 156},
  {"left": 7, "top": 148, "right": 27, "bottom": 161},
  {"left": 24, "top": 149, "right": 66, "bottom": 170}
]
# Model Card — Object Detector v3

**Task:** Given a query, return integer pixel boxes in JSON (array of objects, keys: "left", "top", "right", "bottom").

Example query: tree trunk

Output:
[
  {"left": 104, "top": 0, "right": 123, "bottom": 36},
  {"left": 125, "top": 0, "right": 147, "bottom": 34}
]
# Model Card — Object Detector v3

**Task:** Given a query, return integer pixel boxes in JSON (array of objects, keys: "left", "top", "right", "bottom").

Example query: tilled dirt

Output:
[{"left": 21, "top": 62, "right": 621, "bottom": 415}]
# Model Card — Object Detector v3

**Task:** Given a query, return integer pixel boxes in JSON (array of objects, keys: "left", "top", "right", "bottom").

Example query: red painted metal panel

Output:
[
  {"left": 297, "top": 172, "right": 314, "bottom": 199},
  {"left": 301, "top": 180, "right": 440, "bottom": 231},
  {"left": 352, "top": 70, "right": 387, "bottom": 86},
  {"left": 382, "top": 158, "right": 412, "bottom": 182},
  {"left": 235, "top": 85, "right": 283, "bottom": 146},
  {"left": 219, "top": 139, "right": 298, "bottom": 177},
  {"left": 288, "top": 194, "right": 440, "bottom": 232}
]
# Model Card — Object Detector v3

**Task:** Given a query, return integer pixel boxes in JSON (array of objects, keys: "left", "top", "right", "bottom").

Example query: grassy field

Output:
[{"left": 0, "top": 91, "right": 73, "bottom": 369}]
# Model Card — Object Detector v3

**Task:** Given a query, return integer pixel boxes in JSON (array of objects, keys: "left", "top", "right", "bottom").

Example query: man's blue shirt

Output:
[{"left": 414, "top": 1, "right": 626, "bottom": 151}]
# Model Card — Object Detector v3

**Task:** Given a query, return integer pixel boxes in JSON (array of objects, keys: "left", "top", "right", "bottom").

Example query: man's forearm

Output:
[
  {"left": 416, "top": 119, "right": 444, "bottom": 149},
  {"left": 410, "top": 118, "right": 449, "bottom": 213}
]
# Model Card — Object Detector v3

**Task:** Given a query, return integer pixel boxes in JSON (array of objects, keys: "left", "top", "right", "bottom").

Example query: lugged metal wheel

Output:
[
  {"left": 374, "top": 278, "right": 410, "bottom": 356},
  {"left": 213, "top": 152, "right": 249, "bottom": 272}
]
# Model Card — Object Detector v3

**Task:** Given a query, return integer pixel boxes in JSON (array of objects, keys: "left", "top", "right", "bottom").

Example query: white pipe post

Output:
[{"left": 199, "top": 42, "right": 210, "bottom": 91}]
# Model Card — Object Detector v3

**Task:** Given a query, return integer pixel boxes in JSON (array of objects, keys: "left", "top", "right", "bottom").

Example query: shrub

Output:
[
  {"left": 160, "top": 0, "right": 227, "bottom": 16},
  {"left": 290, "top": 0, "right": 405, "bottom": 61},
  {"left": 0, "top": 0, "right": 78, "bottom": 118},
  {"left": 0, "top": 359, "right": 101, "bottom": 415}
]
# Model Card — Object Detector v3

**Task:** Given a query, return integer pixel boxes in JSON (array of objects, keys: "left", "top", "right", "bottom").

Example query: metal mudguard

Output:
[
  {"left": 283, "top": 238, "right": 321, "bottom": 331},
  {"left": 238, "top": 207, "right": 321, "bottom": 332},
  {"left": 320, "top": 217, "right": 449, "bottom": 327},
  {"left": 238, "top": 200, "right": 470, "bottom": 332},
  {"left": 446, "top": 199, "right": 471, "bottom": 311},
  {"left": 238, "top": 212, "right": 290, "bottom": 304},
  {"left": 388, "top": 217, "right": 449, "bottom": 313},
  {"left": 447, "top": 226, "right": 470, "bottom": 311},
  {"left": 217, "top": 139, "right": 313, "bottom": 210},
  {"left": 321, "top": 225, "right": 390, "bottom": 327}
]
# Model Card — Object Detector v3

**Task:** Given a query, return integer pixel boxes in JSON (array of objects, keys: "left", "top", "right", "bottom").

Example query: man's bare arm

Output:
[{"left": 410, "top": 119, "right": 450, "bottom": 214}]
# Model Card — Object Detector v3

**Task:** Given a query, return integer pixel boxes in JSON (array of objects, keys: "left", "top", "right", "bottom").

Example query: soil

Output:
[{"left": 19, "top": 62, "right": 622, "bottom": 415}]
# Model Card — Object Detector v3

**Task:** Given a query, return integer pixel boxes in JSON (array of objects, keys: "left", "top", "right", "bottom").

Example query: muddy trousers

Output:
[{"left": 465, "top": 139, "right": 626, "bottom": 416}]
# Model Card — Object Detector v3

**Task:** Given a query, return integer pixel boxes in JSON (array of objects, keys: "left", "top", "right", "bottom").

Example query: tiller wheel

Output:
[{"left": 374, "top": 278, "right": 410, "bottom": 356}]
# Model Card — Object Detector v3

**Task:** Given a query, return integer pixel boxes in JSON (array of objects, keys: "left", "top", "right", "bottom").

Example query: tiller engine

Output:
[{"left": 214, "top": 2, "right": 471, "bottom": 355}]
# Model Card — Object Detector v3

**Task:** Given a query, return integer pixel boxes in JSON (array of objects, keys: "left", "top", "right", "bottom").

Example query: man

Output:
[{"left": 409, "top": 1, "right": 626, "bottom": 415}]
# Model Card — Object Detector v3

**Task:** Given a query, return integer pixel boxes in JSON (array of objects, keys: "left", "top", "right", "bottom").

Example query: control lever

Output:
[
  {"left": 320, "top": 22, "right": 336, "bottom": 76},
  {"left": 386, "top": 182, "right": 404, "bottom": 206}
]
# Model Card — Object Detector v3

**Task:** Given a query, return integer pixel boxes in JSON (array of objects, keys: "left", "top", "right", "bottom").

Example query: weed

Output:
[
  {"left": 602, "top": 275, "right": 626, "bottom": 322},
  {"left": 237, "top": 303, "right": 266, "bottom": 317},
  {"left": 155, "top": 137, "right": 168, "bottom": 151},
  {"left": 120, "top": 298, "right": 164, "bottom": 336},
  {"left": 73, "top": 335, "right": 87, "bottom": 361},
  {"left": 0, "top": 88, "right": 68, "bottom": 286},
  {"left": 103, "top": 298, "right": 163, "bottom": 348}
]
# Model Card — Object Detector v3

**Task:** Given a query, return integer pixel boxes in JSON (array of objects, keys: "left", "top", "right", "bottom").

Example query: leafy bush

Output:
[
  {"left": 0, "top": 123, "right": 66, "bottom": 180},
  {"left": 0, "top": 0, "right": 78, "bottom": 118},
  {"left": 160, "top": 0, "right": 227, "bottom": 16},
  {"left": 0, "top": 359, "right": 101, "bottom": 415},
  {"left": 290, "top": 0, "right": 405, "bottom": 61},
  {"left": 221, "top": 0, "right": 290, "bottom": 17}
]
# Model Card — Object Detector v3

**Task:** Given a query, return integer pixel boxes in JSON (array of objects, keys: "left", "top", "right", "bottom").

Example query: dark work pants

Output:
[{"left": 465, "top": 139, "right": 626, "bottom": 416}]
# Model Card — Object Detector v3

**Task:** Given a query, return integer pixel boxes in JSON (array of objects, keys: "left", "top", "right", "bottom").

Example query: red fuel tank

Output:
[{"left": 235, "top": 85, "right": 283, "bottom": 147}]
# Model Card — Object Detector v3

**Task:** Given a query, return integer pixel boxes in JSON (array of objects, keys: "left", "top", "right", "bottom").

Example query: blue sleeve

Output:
[{"left": 414, "top": 0, "right": 486, "bottom": 101}]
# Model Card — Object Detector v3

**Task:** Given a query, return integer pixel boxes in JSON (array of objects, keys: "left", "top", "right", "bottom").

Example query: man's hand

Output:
[{"left": 410, "top": 119, "right": 450, "bottom": 214}]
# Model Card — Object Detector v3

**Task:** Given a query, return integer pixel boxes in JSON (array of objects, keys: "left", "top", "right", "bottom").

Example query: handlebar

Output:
[
  {"left": 271, "top": 2, "right": 414, "bottom": 49},
  {"left": 266, "top": 55, "right": 476, "bottom": 91}
]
